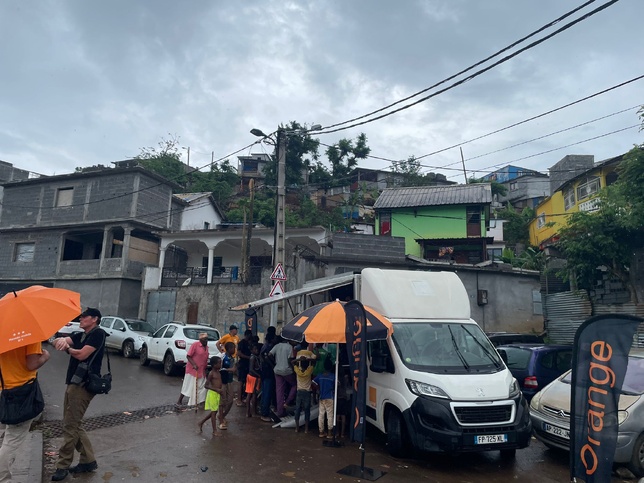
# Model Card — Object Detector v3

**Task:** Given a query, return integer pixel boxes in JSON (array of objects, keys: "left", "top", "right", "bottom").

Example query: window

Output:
[
  {"left": 56, "top": 187, "right": 74, "bottom": 207},
  {"left": 113, "top": 319, "right": 126, "bottom": 331},
  {"left": 509, "top": 181, "right": 518, "bottom": 191},
  {"left": 203, "top": 222, "right": 210, "bottom": 230},
  {"left": 563, "top": 188, "right": 575, "bottom": 211},
  {"left": 164, "top": 325, "right": 177, "bottom": 338},
  {"left": 576, "top": 176, "right": 600, "bottom": 201},
  {"left": 487, "top": 248, "right": 502, "bottom": 261},
  {"left": 100, "top": 317, "right": 114, "bottom": 329},
  {"left": 14, "top": 243, "right": 35, "bottom": 262},
  {"left": 537, "top": 212, "right": 546, "bottom": 229},
  {"left": 466, "top": 206, "right": 481, "bottom": 237}
]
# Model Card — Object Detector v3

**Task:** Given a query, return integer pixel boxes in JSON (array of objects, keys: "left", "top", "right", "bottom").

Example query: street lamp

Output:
[{"left": 250, "top": 124, "right": 321, "bottom": 327}]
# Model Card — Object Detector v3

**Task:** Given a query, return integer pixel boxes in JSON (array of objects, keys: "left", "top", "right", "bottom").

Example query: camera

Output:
[{"left": 70, "top": 362, "right": 89, "bottom": 385}]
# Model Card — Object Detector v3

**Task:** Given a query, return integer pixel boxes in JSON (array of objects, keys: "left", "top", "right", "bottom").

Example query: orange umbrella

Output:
[
  {"left": 281, "top": 300, "right": 393, "bottom": 343},
  {"left": 0, "top": 285, "right": 82, "bottom": 354}
]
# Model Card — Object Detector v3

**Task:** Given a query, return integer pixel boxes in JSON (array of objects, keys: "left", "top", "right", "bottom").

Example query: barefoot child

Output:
[
  {"left": 198, "top": 356, "right": 224, "bottom": 437},
  {"left": 246, "top": 344, "right": 261, "bottom": 417}
]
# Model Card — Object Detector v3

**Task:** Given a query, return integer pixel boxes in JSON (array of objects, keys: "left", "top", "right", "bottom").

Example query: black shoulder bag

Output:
[
  {"left": 0, "top": 368, "right": 45, "bottom": 425},
  {"left": 84, "top": 332, "right": 112, "bottom": 395}
]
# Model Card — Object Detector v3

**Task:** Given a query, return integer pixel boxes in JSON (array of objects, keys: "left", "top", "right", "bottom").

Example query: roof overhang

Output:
[{"left": 229, "top": 272, "right": 356, "bottom": 312}]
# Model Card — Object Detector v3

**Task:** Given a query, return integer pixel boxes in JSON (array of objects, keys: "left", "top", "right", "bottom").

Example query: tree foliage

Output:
[
  {"left": 262, "top": 121, "right": 320, "bottom": 189},
  {"left": 469, "top": 177, "right": 508, "bottom": 197},
  {"left": 556, "top": 145, "right": 644, "bottom": 302},
  {"left": 495, "top": 205, "right": 535, "bottom": 248},
  {"left": 392, "top": 156, "right": 450, "bottom": 187}
]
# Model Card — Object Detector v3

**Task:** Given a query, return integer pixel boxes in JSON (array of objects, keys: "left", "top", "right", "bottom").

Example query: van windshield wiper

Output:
[
  {"left": 460, "top": 325, "right": 501, "bottom": 368},
  {"left": 448, "top": 326, "right": 470, "bottom": 371}
]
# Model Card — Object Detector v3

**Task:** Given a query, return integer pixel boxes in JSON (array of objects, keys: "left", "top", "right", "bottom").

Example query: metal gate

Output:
[{"left": 146, "top": 291, "right": 176, "bottom": 330}]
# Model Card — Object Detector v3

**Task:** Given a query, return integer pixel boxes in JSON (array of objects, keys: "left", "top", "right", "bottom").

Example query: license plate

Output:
[
  {"left": 475, "top": 434, "right": 508, "bottom": 444},
  {"left": 543, "top": 423, "right": 570, "bottom": 440}
]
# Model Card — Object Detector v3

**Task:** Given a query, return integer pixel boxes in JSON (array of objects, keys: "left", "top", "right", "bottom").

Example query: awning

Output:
[{"left": 229, "top": 272, "right": 356, "bottom": 311}]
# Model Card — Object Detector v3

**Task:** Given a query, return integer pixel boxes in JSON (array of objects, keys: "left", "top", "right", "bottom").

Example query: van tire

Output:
[
  {"left": 628, "top": 433, "right": 644, "bottom": 477},
  {"left": 385, "top": 409, "right": 407, "bottom": 458}
]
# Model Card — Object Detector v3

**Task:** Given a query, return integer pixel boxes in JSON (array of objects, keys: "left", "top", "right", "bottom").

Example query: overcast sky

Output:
[{"left": 1, "top": 0, "right": 642, "bottom": 183}]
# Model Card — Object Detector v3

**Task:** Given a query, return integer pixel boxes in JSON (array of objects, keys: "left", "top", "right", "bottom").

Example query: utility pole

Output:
[
  {"left": 460, "top": 147, "right": 468, "bottom": 184},
  {"left": 272, "top": 129, "right": 287, "bottom": 326},
  {"left": 241, "top": 179, "right": 254, "bottom": 283}
]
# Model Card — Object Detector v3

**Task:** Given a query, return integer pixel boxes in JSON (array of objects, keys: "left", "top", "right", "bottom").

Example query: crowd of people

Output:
[
  {"left": 182, "top": 323, "right": 351, "bottom": 440},
  {"left": 0, "top": 314, "right": 349, "bottom": 482}
]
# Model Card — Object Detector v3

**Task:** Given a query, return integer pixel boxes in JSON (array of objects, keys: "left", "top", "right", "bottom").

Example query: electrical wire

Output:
[
  {"left": 316, "top": 0, "right": 601, "bottom": 132},
  {"left": 314, "top": 0, "right": 621, "bottom": 135}
]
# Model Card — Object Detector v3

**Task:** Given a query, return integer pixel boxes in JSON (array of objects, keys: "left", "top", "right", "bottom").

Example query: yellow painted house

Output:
[{"left": 529, "top": 153, "right": 623, "bottom": 247}]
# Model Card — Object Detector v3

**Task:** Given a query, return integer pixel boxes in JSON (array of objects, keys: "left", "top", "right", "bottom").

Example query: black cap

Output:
[
  {"left": 229, "top": 324, "right": 238, "bottom": 331},
  {"left": 80, "top": 307, "right": 102, "bottom": 319}
]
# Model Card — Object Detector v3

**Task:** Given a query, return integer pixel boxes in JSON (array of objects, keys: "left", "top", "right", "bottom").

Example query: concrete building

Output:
[{"left": 0, "top": 163, "right": 183, "bottom": 316}]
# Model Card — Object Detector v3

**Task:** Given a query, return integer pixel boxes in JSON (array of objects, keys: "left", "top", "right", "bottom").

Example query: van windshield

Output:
[{"left": 392, "top": 322, "right": 503, "bottom": 374}]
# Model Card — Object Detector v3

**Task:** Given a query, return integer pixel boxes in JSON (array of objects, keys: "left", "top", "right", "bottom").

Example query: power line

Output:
[
  {"left": 315, "top": 0, "right": 601, "bottom": 132},
  {"left": 314, "top": 0, "right": 621, "bottom": 135}
]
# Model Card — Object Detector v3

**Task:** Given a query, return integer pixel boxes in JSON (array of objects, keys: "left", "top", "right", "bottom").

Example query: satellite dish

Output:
[{"left": 182, "top": 278, "right": 192, "bottom": 286}]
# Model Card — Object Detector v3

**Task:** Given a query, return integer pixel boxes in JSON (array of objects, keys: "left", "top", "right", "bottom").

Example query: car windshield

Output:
[
  {"left": 183, "top": 328, "right": 219, "bottom": 341},
  {"left": 502, "top": 347, "right": 532, "bottom": 370},
  {"left": 562, "top": 356, "right": 644, "bottom": 395},
  {"left": 126, "top": 320, "right": 154, "bottom": 333},
  {"left": 392, "top": 322, "right": 503, "bottom": 374}
]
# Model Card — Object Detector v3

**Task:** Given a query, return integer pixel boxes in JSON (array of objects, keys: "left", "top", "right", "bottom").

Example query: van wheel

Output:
[
  {"left": 628, "top": 433, "right": 644, "bottom": 477},
  {"left": 122, "top": 340, "right": 135, "bottom": 359},
  {"left": 500, "top": 449, "right": 516, "bottom": 459},
  {"left": 163, "top": 353, "right": 177, "bottom": 376},
  {"left": 140, "top": 346, "right": 150, "bottom": 366},
  {"left": 386, "top": 409, "right": 407, "bottom": 458}
]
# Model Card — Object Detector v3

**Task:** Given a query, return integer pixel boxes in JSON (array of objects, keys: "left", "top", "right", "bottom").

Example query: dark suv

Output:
[
  {"left": 497, "top": 343, "right": 572, "bottom": 401},
  {"left": 487, "top": 332, "right": 544, "bottom": 347}
]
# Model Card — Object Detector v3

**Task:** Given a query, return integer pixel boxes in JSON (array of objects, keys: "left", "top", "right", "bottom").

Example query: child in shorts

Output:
[
  {"left": 198, "top": 356, "right": 224, "bottom": 437},
  {"left": 246, "top": 344, "right": 261, "bottom": 417}
]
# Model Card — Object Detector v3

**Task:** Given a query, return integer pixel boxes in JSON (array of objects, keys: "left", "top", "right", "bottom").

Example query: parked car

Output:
[
  {"left": 139, "top": 322, "right": 221, "bottom": 376},
  {"left": 487, "top": 332, "right": 544, "bottom": 347},
  {"left": 100, "top": 316, "right": 155, "bottom": 358},
  {"left": 530, "top": 350, "right": 644, "bottom": 477},
  {"left": 48, "top": 317, "right": 81, "bottom": 344},
  {"left": 496, "top": 343, "right": 572, "bottom": 401}
]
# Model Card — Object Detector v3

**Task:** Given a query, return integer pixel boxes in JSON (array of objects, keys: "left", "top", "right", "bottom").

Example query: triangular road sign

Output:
[
  {"left": 269, "top": 280, "right": 284, "bottom": 297},
  {"left": 270, "top": 263, "right": 287, "bottom": 281}
]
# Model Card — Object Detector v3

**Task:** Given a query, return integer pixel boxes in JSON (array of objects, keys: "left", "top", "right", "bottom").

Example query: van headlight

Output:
[
  {"left": 509, "top": 379, "right": 521, "bottom": 398},
  {"left": 406, "top": 379, "right": 450, "bottom": 399},
  {"left": 618, "top": 410, "right": 629, "bottom": 425}
]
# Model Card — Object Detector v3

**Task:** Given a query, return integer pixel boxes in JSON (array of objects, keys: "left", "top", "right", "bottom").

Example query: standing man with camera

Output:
[{"left": 51, "top": 308, "right": 105, "bottom": 481}]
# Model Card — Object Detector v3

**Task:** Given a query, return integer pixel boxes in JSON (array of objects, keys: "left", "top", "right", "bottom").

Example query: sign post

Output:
[{"left": 269, "top": 263, "right": 287, "bottom": 327}]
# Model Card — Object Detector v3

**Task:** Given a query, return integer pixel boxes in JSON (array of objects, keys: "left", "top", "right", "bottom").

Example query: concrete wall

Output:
[
  {"left": 56, "top": 278, "right": 142, "bottom": 318},
  {"left": 549, "top": 155, "right": 594, "bottom": 195}
]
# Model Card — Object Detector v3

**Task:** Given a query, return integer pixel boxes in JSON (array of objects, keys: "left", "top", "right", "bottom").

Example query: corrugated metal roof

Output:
[
  {"left": 373, "top": 184, "right": 492, "bottom": 209},
  {"left": 173, "top": 192, "right": 211, "bottom": 203}
]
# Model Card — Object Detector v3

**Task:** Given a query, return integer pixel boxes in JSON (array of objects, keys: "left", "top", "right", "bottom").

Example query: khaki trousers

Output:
[
  {"left": 56, "top": 384, "right": 95, "bottom": 469},
  {"left": 0, "top": 415, "right": 39, "bottom": 482}
]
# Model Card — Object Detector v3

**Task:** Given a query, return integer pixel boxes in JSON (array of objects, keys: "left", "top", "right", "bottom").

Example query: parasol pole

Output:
[{"left": 323, "top": 343, "right": 343, "bottom": 448}]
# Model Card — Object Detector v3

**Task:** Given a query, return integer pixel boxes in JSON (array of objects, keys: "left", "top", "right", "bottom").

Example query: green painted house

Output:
[{"left": 373, "top": 184, "right": 493, "bottom": 263}]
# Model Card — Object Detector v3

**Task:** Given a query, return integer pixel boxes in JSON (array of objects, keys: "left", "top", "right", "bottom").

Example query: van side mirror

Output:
[{"left": 497, "top": 348, "right": 508, "bottom": 364}]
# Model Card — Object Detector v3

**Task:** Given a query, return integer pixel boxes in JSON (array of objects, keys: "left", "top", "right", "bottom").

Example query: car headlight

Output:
[
  {"left": 137, "top": 336, "right": 145, "bottom": 342},
  {"left": 530, "top": 390, "right": 543, "bottom": 411},
  {"left": 509, "top": 378, "right": 521, "bottom": 398},
  {"left": 406, "top": 379, "right": 450, "bottom": 399},
  {"left": 618, "top": 410, "right": 629, "bottom": 425}
]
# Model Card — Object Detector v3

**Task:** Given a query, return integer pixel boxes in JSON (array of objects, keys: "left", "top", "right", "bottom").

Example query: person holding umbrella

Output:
[
  {"left": 0, "top": 342, "right": 50, "bottom": 482},
  {"left": 51, "top": 308, "right": 106, "bottom": 481}
]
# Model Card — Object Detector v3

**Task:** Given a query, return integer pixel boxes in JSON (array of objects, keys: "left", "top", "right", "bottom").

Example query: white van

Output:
[
  {"left": 231, "top": 268, "right": 532, "bottom": 457},
  {"left": 359, "top": 268, "right": 531, "bottom": 457}
]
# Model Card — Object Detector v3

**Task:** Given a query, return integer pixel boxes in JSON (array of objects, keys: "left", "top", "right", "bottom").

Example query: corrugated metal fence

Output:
[{"left": 545, "top": 292, "right": 644, "bottom": 345}]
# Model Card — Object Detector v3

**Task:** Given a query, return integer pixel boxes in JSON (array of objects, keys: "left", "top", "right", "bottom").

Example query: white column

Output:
[
  {"left": 158, "top": 247, "right": 166, "bottom": 287},
  {"left": 207, "top": 247, "right": 214, "bottom": 283}
]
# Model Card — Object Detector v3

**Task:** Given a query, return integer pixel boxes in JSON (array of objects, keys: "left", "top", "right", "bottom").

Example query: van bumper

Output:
[{"left": 402, "top": 394, "right": 532, "bottom": 453}]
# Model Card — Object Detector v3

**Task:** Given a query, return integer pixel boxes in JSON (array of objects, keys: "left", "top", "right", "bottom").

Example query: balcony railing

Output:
[{"left": 160, "top": 265, "right": 263, "bottom": 287}]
